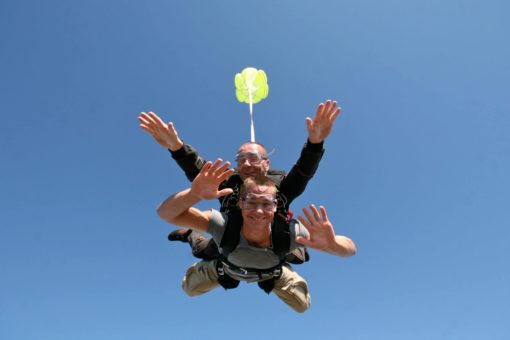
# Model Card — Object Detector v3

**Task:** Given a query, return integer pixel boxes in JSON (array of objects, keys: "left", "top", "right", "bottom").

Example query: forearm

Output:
[
  {"left": 295, "top": 140, "right": 324, "bottom": 176},
  {"left": 169, "top": 143, "right": 206, "bottom": 182},
  {"left": 324, "top": 236, "right": 357, "bottom": 257},
  {"left": 279, "top": 140, "right": 325, "bottom": 205},
  {"left": 157, "top": 188, "right": 201, "bottom": 224}
]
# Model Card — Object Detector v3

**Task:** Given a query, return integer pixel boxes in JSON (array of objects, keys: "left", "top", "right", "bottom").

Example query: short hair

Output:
[
  {"left": 238, "top": 142, "right": 268, "bottom": 158},
  {"left": 240, "top": 175, "right": 277, "bottom": 198}
]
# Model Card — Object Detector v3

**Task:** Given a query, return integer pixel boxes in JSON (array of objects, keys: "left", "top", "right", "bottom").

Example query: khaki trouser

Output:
[{"left": 182, "top": 260, "right": 311, "bottom": 313}]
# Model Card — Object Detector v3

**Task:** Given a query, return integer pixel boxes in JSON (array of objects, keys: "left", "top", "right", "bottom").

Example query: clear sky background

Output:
[{"left": 1, "top": 1, "right": 509, "bottom": 339}]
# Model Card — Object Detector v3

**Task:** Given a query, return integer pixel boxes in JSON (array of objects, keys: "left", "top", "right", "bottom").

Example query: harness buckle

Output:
[
  {"left": 216, "top": 261, "right": 225, "bottom": 276},
  {"left": 273, "top": 267, "right": 282, "bottom": 278}
]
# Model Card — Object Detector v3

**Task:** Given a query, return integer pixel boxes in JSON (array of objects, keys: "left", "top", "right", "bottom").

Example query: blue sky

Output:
[{"left": 1, "top": 0, "right": 509, "bottom": 339}]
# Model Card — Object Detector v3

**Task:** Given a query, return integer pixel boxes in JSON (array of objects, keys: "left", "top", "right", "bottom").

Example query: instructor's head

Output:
[{"left": 235, "top": 142, "right": 270, "bottom": 180}]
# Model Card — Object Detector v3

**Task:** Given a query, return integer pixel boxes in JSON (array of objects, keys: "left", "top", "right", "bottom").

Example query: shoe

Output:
[
  {"left": 285, "top": 247, "right": 310, "bottom": 264},
  {"left": 168, "top": 229, "right": 192, "bottom": 243}
]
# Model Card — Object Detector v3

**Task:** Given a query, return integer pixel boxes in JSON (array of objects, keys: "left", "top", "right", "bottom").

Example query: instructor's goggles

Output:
[{"left": 235, "top": 152, "right": 268, "bottom": 165}]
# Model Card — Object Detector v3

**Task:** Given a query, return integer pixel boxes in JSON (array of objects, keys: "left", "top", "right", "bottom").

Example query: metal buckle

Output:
[{"left": 217, "top": 262, "right": 225, "bottom": 276}]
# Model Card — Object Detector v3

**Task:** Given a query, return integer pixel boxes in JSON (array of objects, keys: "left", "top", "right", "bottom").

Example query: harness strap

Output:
[
  {"left": 215, "top": 256, "right": 284, "bottom": 293},
  {"left": 258, "top": 278, "right": 277, "bottom": 294},
  {"left": 218, "top": 256, "right": 284, "bottom": 277},
  {"left": 215, "top": 260, "right": 240, "bottom": 290},
  {"left": 220, "top": 211, "right": 291, "bottom": 260}
]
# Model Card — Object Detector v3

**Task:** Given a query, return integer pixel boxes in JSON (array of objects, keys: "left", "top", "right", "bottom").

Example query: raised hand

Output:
[
  {"left": 138, "top": 111, "right": 184, "bottom": 151},
  {"left": 190, "top": 159, "right": 235, "bottom": 200},
  {"left": 306, "top": 100, "right": 341, "bottom": 144},
  {"left": 296, "top": 204, "right": 336, "bottom": 251}
]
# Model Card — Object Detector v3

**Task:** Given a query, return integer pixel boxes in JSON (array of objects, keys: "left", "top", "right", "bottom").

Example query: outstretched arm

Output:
[
  {"left": 157, "top": 159, "right": 234, "bottom": 231},
  {"left": 296, "top": 205, "right": 356, "bottom": 257},
  {"left": 279, "top": 100, "right": 342, "bottom": 207},
  {"left": 139, "top": 111, "right": 184, "bottom": 151},
  {"left": 139, "top": 111, "right": 206, "bottom": 181}
]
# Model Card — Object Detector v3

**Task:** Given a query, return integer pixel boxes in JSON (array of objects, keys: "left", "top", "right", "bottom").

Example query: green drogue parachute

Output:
[{"left": 235, "top": 67, "right": 269, "bottom": 142}]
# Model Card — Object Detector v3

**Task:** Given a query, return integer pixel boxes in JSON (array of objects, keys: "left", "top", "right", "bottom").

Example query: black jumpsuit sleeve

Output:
[
  {"left": 278, "top": 140, "right": 325, "bottom": 208},
  {"left": 168, "top": 143, "right": 206, "bottom": 182},
  {"left": 169, "top": 143, "right": 235, "bottom": 207}
]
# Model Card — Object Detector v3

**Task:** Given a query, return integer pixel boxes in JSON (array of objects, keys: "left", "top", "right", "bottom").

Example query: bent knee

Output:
[
  {"left": 181, "top": 270, "right": 204, "bottom": 297},
  {"left": 183, "top": 285, "right": 202, "bottom": 297},
  {"left": 182, "top": 275, "right": 210, "bottom": 297},
  {"left": 181, "top": 261, "right": 219, "bottom": 296},
  {"left": 292, "top": 282, "right": 311, "bottom": 313},
  {"left": 293, "top": 302, "right": 310, "bottom": 313}
]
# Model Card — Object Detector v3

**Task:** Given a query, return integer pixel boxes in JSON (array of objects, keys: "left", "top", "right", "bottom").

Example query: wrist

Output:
[
  {"left": 305, "top": 139, "right": 324, "bottom": 151},
  {"left": 168, "top": 139, "right": 184, "bottom": 152},
  {"left": 187, "top": 187, "right": 203, "bottom": 201}
]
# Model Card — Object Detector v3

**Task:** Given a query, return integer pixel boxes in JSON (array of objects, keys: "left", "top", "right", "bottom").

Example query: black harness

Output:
[
  {"left": 216, "top": 171, "right": 292, "bottom": 293},
  {"left": 216, "top": 211, "right": 291, "bottom": 293}
]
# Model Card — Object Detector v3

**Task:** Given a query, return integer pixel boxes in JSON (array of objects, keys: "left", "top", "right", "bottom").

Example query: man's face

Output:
[
  {"left": 236, "top": 143, "right": 270, "bottom": 180},
  {"left": 240, "top": 182, "right": 276, "bottom": 228}
]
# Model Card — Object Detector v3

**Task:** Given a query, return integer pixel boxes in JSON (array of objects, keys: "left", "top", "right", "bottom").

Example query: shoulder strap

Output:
[
  {"left": 219, "top": 209, "right": 291, "bottom": 261},
  {"left": 219, "top": 209, "right": 243, "bottom": 256},
  {"left": 271, "top": 215, "right": 291, "bottom": 261}
]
